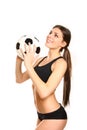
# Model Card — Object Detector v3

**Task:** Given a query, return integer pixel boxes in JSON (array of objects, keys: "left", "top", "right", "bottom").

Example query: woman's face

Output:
[{"left": 45, "top": 27, "right": 65, "bottom": 50}]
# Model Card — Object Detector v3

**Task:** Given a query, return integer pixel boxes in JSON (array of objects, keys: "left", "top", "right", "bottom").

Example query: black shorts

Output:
[{"left": 37, "top": 104, "right": 67, "bottom": 121}]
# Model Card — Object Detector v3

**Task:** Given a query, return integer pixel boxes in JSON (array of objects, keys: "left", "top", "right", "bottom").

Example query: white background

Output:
[{"left": 0, "top": 0, "right": 87, "bottom": 130}]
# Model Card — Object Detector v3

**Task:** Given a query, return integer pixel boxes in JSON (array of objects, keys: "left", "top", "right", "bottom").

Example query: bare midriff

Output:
[{"left": 32, "top": 85, "right": 60, "bottom": 113}]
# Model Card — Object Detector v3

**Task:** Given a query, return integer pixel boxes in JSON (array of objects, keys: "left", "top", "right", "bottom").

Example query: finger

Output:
[
  {"left": 33, "top": 44, "right": 36, "bottom": 52},
  {"left": 29, "top": 44, "right": 32, "bottom": 52},
  {"left": 35, "top": 54, "right": 39, "bottom": 59},
  {"left": 20, "top": 48, "right": 26, "bottom": 58},
  {"left": 33, "top": 54, "right": 39, "bottom": 65},
  {"left": 24, "top": 43, "right": 30, "bottom": 53}
]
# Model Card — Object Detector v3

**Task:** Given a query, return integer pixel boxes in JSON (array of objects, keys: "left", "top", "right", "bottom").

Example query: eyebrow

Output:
[
  {"left": 54, "top": 32, "right": 63, "bottom": 38},
  {"left": 50, "top": 29, "right": 63, "bottom": 38}
]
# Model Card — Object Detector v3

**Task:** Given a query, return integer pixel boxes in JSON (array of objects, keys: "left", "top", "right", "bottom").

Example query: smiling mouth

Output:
[{"left": 47, "top": 38, "right": 53, "bottom": 43}]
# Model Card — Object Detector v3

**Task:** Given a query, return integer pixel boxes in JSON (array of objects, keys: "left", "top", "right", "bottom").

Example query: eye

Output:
[{"left": 54, "top": 33, "right": 58, "bottom": 38}]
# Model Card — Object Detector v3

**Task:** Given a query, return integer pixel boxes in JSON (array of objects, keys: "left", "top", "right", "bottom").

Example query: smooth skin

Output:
[
  {"left": 16, "top": 27, "right": 67, "bottom": 130},
  {"left": 36, "top": 119, "right": 67, "bottom": 130}
]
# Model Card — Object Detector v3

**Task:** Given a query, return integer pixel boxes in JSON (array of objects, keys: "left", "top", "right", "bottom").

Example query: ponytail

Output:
[
  {"left": 53, "top": 25, "right": 72, "bottom": 106},
  {"left": 63, "top": 48, "right": 72, "bottom": 106}
]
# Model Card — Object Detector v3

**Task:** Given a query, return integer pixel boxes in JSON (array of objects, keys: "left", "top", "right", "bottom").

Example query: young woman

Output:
[{"left": 15, "top": 25, "right": 72, "bottom": 130}]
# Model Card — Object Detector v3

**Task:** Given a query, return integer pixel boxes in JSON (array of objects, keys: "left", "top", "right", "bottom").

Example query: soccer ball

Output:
[{"left": 16, "top": 35, "right": 40, "bottom": 60}]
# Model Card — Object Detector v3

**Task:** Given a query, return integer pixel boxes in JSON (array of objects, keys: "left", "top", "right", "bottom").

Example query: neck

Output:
[{"left": 47, "top": 49, "right": 61, "bottom": 60}]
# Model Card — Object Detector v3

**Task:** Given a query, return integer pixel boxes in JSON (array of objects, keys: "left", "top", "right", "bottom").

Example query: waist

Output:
[{"left": 35, "top": 94, "right": 60, "bottom": 113}]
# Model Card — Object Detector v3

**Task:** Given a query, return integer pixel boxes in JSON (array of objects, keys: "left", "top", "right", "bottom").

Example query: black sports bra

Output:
[{"left": 34, "top": 56, "right": 63, "bottom": 82}]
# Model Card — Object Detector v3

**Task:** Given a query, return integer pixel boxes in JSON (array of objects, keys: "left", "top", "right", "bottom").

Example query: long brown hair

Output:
[{"left": 53, "top": 25, "right": 72, "bottom": 106}]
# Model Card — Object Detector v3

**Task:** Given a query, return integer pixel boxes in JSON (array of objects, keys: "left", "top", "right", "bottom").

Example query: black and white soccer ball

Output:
[{"left": 16, "top": 35, "right": 41, "bottom": 60}]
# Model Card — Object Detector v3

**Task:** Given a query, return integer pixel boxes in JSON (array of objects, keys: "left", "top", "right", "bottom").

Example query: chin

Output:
[{"left": 45, "top": 43, "right": 54, "bottom": 49}]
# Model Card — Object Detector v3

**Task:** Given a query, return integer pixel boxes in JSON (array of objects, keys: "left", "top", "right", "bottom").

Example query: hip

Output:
[{"left": 37, "top": 104, "right": 67, "bottom": 121}]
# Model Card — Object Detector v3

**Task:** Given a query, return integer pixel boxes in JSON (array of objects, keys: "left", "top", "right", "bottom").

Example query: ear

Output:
[{"left": 61, "top": 41, "right": 67, "bottom": 48}]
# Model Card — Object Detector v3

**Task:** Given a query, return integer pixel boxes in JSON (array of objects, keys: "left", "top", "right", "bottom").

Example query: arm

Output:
[
  {"left": 15, "top": 56, "right": 30, "bottom": 83},
  {"left": 15, "top": 55, "right": 42, "bottom": 83},
  {"left": 25, "top": 58, "right": 67, "bottom": 99},
  {"left": 23, "top": 44, "right": 67, "bottom": 99}
]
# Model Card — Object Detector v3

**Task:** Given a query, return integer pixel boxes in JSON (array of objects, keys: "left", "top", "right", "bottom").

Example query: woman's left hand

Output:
[{"left": 23, "top": 44, "right": 39, "bottom": 69}]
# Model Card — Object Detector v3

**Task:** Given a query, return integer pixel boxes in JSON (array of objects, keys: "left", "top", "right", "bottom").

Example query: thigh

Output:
[
  {"left": 36, "top": 119, "right": 41, "bottom": 126},
  {"left": 35, "top": 119, "right": 67, "bottom": 130}
]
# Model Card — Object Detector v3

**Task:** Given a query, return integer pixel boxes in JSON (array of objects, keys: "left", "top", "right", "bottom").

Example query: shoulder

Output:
[
  {"left": 56, "top": 57, "right": 67, "bottom": 66},
  {"left": 52, "top": 57, "right": 67, "bottom": 72}
]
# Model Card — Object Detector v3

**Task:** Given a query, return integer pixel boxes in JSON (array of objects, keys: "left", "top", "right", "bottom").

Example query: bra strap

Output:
[
  {"left": 37, "top": 56, "right": 63, "bottom": 66},
  {"left": 37, "top": 56, "right": 47, "bottom": 66},
  {"left": 48, "top": 56, "right": 63, "bottom": 66}
]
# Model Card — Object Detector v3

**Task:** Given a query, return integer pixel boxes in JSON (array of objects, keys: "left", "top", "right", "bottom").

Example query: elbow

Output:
[
  {"left": 15, "top": 78, "right": 23, "bottom": 83},
  {"left": 39, "top": 91, "right": 49, "bottom": 100},
  {"left": 38, "top": 85, "right": 50, "bottom": 99},
  {"left": 39, "top": 89, "right": 53, "bottom": 100},
  {"left": 39, "top": 95, "right": 47, "bottom": 100}
]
